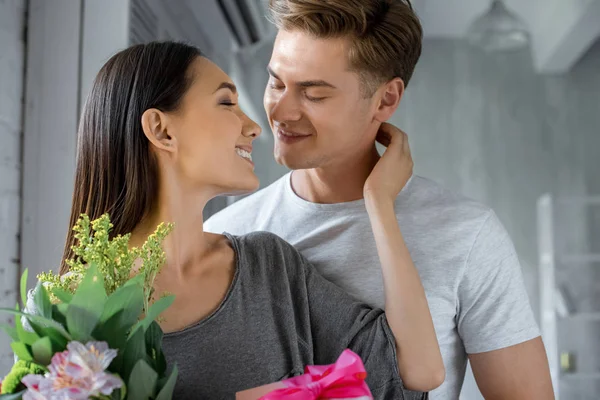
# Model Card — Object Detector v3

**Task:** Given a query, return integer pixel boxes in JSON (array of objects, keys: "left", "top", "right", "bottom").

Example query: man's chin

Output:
[{"left": 274, "top": 152, "right": 314, "bottom": 171}]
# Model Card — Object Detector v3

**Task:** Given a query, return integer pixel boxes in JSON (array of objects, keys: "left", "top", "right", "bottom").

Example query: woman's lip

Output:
[
  {"left": 241, "top": 157, "right": 254, "bottom": 167},
  {"left": 235, "top": 145, "right": 253, "bottom": 153},
  {"left": 236, "top": 153, "right": 254, "bottom": 167}
]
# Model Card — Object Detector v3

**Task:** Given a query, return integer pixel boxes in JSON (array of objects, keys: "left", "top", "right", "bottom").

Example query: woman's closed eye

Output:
[{"left": 220, "top": 99, "right": 237, "bottom": 107}]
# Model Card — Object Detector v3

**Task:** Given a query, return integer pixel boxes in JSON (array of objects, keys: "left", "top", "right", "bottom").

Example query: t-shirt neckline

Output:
[{"left": 283, "top": 171, "right": 414, "bottom": 213}]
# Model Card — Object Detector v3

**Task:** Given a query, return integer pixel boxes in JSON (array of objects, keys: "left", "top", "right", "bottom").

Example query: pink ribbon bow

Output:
[{"left": 259, "top": 349, "right": 373, "bottom": 400}]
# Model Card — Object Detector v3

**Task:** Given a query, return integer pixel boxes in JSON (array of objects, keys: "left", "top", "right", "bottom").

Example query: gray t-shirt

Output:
[
  {"left": 205, "top": 174, "right": 540, "bottom": 399},
  {"left": 161, "top": 232, "right": 424, "bottom": 399}
]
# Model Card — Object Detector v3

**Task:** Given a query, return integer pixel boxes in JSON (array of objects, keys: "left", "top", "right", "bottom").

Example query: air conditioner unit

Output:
[
  {"left": 129, "top": 0, "right": 213, "bottom": 58},
  {"left": 129, "top": 0, "right": 159, "bottom": 45},
  {"left": 216, "top": 0, "right": 275, "bottom": 48},
  {"left": 128, "top": 0, "right": 275, "bottom": 66}
]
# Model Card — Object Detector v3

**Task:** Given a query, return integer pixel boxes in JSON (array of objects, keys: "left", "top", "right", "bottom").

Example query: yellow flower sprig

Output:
[{"left": 38, "top": 214, "right": 173, "bottom": 315}]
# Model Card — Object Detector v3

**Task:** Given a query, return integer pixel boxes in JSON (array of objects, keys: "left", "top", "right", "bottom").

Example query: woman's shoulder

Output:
[
  {"left": 227, "top": 231, "right": 308, "bottom": 273},
  {"left": 234, "top": 231, "right": 294, "bottom": 248},
  {"left": 230, "top": 231, "right": 302, "bottom": 257}
]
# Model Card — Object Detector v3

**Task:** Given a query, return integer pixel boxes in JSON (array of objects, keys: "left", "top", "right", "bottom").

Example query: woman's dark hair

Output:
[{"left": 59, "top": 41, "right": 202, "bottom": 275}]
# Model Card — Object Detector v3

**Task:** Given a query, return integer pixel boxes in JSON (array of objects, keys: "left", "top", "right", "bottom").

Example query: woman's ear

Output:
[
  {"left": 373, "top": 77, "right": 405, "bottom": 123},
  {"left": 141, "top": 108, "right": 176, "bottom": 152}
]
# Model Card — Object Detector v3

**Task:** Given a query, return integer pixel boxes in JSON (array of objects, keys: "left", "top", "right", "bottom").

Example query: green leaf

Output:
[
  {"left": 66, "top": 305, "right": 99, "bottom": 342},
  {"left": 1, "top": 323, "right": 19, "bottom": 341},
  {"left": 100, "top": 283, "right": 144, "bottom": 329},
  {"left": 51, "top": 304, "right": 68, "bottom": 327},
  {"left": 25, "top": 318, "right": 44, "bottom": 337},
  {"left": 156, "top": 365, "right": 178, "bottom": 400},
  {"left": 15, "top": 313, "right": 39, "bottom": 346},
  {"left": 69, "top": 262, "right": 107, "bottom": 323},
  {"left": 120, "top": 328, "right": 147, "bottom": 383},
  {"left": 10, "top": 342, "right": 32, "bottom": 361},
  {"left": 0, "top": 309, "right": 71, "bottom": 341},
  {"left": 106, "top": 388, "right": 126, "bottom": 400},
  {"left": 55, "top": 303, "right": 69, "bottom": 315},
  {"left": 28, "top": 321, "right": 68, "bottom": 352},
  {"left": 129, "top": 295, "right": 174, "bottom": 339},
  {"left": 50, "top": 288, "right": 73, "bottom": 304},
  {"left": 92, "top": 310, "right": 129, "bottom": 353},
  {"left": 144, "top": 321, "right": 163, "bottom": 351},
  {"left": 33, "top": 283, "right": 52, "bottom": 319},
  {"left": 127, "top": 359, "right": 157, "bottom": 400},
  {"left": 64, "top": 263, "right": 109, "bottom": 342},
  {"left": 123, "top": 274, "right": 144, "bottom": 288},
  {"left": 0, "top": 389, "right": 26, "bottom": 400},
  {"left": 31, "top": 337, "right": 53, "bottom": 366},
  {"left": 144, "top": 321, "right": 166, "bottom": 374},
  {"left": 20, "top": 269, "right": 28, "bottom": 307},
  {"left": 100, "top": 284, "right": 144, "bottom": 328}
]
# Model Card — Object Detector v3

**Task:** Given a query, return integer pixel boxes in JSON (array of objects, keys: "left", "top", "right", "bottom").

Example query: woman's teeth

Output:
[{"left": 235, "top": 148, "right": 252, "bottom": 161}]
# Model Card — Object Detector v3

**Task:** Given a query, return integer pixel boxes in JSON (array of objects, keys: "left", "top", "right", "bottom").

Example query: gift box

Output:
[{"left": 236, "top": 349, "right": 373, "bottom": 400}]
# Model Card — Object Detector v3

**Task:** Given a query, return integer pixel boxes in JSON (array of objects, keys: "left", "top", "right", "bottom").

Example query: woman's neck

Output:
[{"left": 129, "top": 184, "right": 217, "bottom": 276}]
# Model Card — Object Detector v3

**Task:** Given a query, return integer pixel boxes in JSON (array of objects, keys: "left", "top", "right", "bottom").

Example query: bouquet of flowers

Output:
[{"left": 0, "top": 214, "right": 177, "bottom": 400}]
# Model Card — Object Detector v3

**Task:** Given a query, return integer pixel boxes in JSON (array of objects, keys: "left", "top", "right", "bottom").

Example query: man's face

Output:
[{"left": 264, "top": 30, "right": 379, "bottom": 170}]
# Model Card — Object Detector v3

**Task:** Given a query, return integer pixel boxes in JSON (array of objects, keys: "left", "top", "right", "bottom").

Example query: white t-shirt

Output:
[{"left": 205, "top": 173, "right": 540, "bottom": 399}]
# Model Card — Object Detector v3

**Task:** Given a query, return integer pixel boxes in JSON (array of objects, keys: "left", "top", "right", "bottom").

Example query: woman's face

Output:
[{"left": 159, "top": 57, "right": 262, "bottom": 197}]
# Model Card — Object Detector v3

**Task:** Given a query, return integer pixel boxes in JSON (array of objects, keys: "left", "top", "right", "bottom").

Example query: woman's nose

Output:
[{"left": 242, "top": 113, "right": 262, "bottom": 139}]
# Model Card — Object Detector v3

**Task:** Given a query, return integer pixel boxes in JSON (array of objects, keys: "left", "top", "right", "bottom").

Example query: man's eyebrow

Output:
[
  {"left": 297, "top": 80, "right": 336, "bottom": 89},
  {"left": 267, "top": 66, "right": 337, "bottom": 89}
]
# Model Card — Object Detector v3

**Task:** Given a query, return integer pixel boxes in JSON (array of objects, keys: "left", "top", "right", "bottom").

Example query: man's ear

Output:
[
  {"left": 373, "top": 77, "right": 405, "bottom": 123},
  {"left": 141, "top": 108, "right": 176, "bottom": 152}
]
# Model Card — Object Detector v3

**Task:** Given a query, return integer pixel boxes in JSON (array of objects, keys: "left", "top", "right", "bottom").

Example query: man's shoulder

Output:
[
  {"left": 205, "top": 174, "right": 289, "bottom": 233},
  {"left": 406, "top": 175, "right": 492, "bottom": 224},
  {"left": 408, "top": 177, "right": 518, "bottom": 272}
]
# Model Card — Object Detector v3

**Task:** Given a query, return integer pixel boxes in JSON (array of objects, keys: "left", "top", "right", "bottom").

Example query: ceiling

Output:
[
  {"left": 412, "top": 0, "right": 540, "bottom": 38},
  {"left": 413, "top": 0, "right": 600, "bottom": 73}
]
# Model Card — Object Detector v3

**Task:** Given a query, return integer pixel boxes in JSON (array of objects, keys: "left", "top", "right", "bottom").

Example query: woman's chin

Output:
[
  {"left": 218, "top": 177, "right": 260, "bottom": 197},
  {"left": 241, "top": 175, "right": 260, "bottom": 192}
]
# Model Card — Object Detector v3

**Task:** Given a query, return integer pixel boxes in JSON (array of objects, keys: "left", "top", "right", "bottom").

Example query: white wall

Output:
[
  {"left": 21, "top": 0, "right": 82, "bottom": 291},
  {"left": 395, "top": 38, "right": 600, "bottom": 308},
  {"left": 391, "top": 39, "right": 600, "bottom": 400},
  {"left": 0, "top": 0, "right": 26, "bottom": 375}
]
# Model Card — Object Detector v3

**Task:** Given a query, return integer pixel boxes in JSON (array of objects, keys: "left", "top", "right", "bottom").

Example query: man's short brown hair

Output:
[{"left": 268, "top": 0, "right": 423, "bottom": 97}]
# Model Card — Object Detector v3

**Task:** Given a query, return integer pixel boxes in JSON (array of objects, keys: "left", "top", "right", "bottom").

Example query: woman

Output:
[{"left": 59, "top": 41, "right": 443, "bottom": 399}]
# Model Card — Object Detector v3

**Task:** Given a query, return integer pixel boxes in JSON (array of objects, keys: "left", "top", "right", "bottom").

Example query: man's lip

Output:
[{"left": 277, "top": 128, "right": 311, "bottom": 137}]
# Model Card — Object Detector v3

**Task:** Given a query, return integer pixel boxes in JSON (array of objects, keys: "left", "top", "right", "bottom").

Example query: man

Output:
[{"left": 206, "top": 0, "right": 554, "bottom": 398}]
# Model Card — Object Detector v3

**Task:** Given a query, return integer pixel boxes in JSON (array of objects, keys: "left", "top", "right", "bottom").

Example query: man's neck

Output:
[{"left": 292, "top": 146, "right": 380, "bottom": 204}]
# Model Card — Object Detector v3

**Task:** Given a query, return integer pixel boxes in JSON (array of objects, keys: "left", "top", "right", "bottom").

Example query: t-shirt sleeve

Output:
[
  {"left": 300, "top": 256, "right": 427, "bottom": 400},
  {"left": 457, "top": 211, "right": 540, "bottom": 354}
]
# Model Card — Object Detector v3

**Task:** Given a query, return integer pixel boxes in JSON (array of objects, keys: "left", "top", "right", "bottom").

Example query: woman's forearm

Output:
[{"left": 365, "top": 196, "right": 445, "bottom": 392}]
